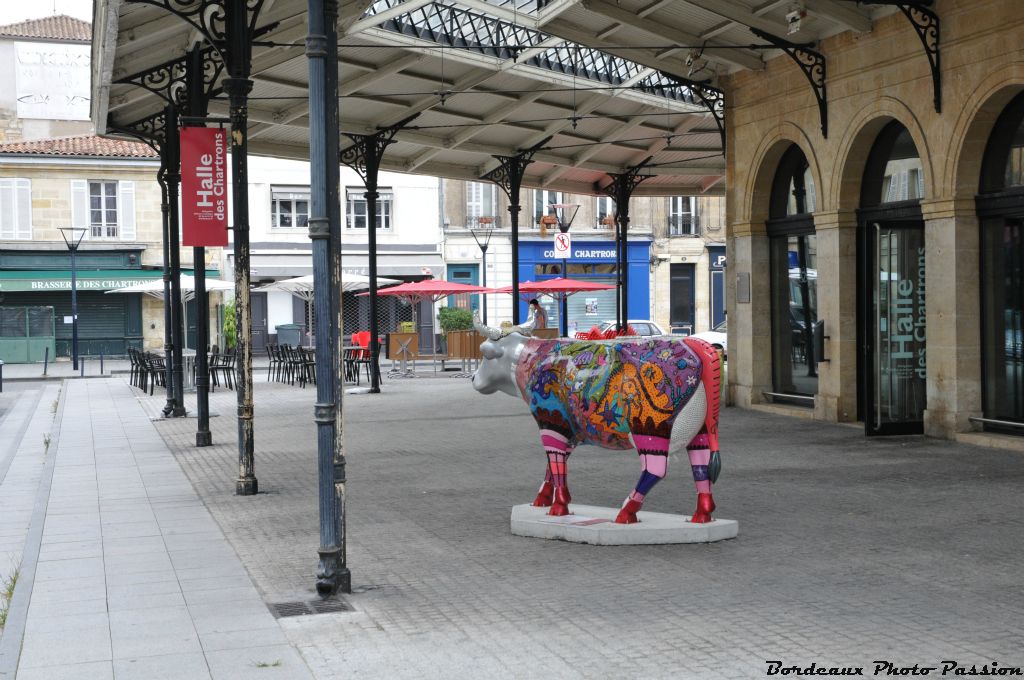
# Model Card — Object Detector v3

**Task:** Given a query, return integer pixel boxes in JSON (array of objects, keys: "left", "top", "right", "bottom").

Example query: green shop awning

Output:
[{"left": 0, "top": 269, "right": 218, "bottom": 292}]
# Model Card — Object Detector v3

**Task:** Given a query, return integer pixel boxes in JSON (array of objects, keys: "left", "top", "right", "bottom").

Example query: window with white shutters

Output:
[{"left": 0, "top": 178, "right": 32, "bottom": 240}]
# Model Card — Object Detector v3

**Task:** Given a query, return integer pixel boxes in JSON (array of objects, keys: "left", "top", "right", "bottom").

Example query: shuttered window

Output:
[{"left": 0, "top": 178, "right": 32, "bottom": 240}]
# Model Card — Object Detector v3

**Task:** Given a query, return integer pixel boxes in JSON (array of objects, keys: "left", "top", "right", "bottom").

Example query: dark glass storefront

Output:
[
  {"left": 767, "top": 145, "right": 819, "bottom": 404},
  {"left": 978, "top": 92, "right": 1024, "bottom": 432},
  {"left": 858, "top": 122, "right": 927, "bottom": 435}
]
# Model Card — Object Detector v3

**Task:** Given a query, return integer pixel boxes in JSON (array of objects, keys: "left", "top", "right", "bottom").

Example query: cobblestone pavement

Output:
[{"left": 148, "top": 375, "right": 1024, "bottom": 679}]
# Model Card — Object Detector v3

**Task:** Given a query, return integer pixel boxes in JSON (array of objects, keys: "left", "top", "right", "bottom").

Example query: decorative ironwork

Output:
[
  {"left": 896, "top": 3, "right": 940, "bottom": 113},
  {"left": 115, "top": 45, "right": 225, "bottom": 110},
  {"left": 481, "top": 136, "right": 552, "bottom": 202},
  {"left": 340, "top": 113, "right": 422, "bottom": 186},
  {"left": 125, "top": 0, "right": 275, "bottom": 65},
  {"left": 601, "top": 158, "right": 653, "bottom": 331},
  {"left": 750, "top": 28, "right": 828, "bottom": 138},
  {"left": 108, "top": 110, "right": 169, "bottom": 150},
  {"left": 649, "top": 71, "right": 726, "bottom": 152}
]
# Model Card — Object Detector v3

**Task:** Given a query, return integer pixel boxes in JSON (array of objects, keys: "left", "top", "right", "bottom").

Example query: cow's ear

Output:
[{"left": 481, "top": 343, "right": 504, "bottom": 360}]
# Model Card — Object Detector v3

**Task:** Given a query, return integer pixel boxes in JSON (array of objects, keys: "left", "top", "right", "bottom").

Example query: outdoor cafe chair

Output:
[{"left": 210, "top": 350, "right": 235, "bottom": 391}]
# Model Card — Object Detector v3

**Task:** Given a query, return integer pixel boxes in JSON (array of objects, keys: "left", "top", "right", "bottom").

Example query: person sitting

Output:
[{"left": 529, "top": 299, "right": 548, "bottom": 329}]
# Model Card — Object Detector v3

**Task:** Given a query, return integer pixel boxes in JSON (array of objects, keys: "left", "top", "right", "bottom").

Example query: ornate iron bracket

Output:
[
  {"left": 480, "top": 136, "right": 553, "bottom": 203},
  {"left": 750, "top": 28, "right": 828, "bottom": 138},
  {"left": 108, "top": 110, "right": 169, "bottom": 151},
  {"left": 340, "top": 113, "right": 422, "bottom": 189},
  {"left": 116, "top": 45, "right": 225, "bottom": 113},
  {"left": 600, "top": 157, "right": 654, "bottom": 217},
  {"left": 856, "top": 1, "right": 939, "bottom": 112},
  {"left": 898, "top": 3, "right": 940, "bottom": 113},
  {"left": 125, "top": 0, "right": 275, "bottom": 67},
  {"left": 655, "top": 71, "right": 726, "bottom": 153}
]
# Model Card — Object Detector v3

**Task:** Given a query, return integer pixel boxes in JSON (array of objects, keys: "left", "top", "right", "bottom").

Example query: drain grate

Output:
[{"left": 268, "top": 598, "right": 353, "bottom": 618}]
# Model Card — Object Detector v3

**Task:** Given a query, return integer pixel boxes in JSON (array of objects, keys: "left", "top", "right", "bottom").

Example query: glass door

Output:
[{"left": 866, "top": 221, "right": 926, "bottom": 435}]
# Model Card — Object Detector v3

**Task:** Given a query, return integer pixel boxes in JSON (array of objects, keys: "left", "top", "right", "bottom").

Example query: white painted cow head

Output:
[{"left": 471, "top": 311, "right": 536, "bottom": 397}]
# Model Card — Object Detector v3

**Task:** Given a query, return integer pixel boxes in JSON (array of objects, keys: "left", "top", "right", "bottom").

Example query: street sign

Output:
[{"left": 553, "top": 232, "right": 571, "bottom": 259}]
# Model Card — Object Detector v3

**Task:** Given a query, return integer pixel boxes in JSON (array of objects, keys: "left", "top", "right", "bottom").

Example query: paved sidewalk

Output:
[
  {"left": 0, "top": 379, "right": 313, "bottom": 680},
  {"left": 4, "top": 373, "right": 1024, "bottom": 679},
  {"left": 148, "top": 375, "right": 1024, "bottom": 679}
]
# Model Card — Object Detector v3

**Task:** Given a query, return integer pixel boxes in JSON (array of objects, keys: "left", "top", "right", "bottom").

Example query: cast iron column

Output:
[
  {"left": 341, "top": 113, "right": 420, "bottom": 393},
  {"left": 158, "top": 171, "right": 175, "bottom": 411},
  {"left": 307, "top": 0, "right": 350, "bottom": 595},
  {"left": 69, "top": 243, "right": 80, "bottom": 370},
  {"left": 225, "top": 0, "right": 257, "bottom": 495},
  {"left": 602, "top": 161, "right": 652, "bottom": 331},
  {"left": 481, "top": 137, "right": 550, "bottom": 324},
  {"left": 165, "top": 103, "right": 187, "bottom": 416}
]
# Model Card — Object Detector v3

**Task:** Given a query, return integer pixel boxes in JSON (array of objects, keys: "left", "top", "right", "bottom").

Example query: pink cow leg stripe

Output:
[
  {"left": 633, "top": 435, "right": 670, "bottom": 454},
  {"left": 540, "top": 430, "right": 569, "bottom": 452}
]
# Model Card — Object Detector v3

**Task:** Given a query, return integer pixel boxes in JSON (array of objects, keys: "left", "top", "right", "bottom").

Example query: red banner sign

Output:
[{"left": 181, "top": 127, "right": 228, "bottom": 247}]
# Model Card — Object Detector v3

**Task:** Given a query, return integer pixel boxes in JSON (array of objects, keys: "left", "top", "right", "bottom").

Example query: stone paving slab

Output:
[
  {"left": 0, "top": 379, "right": 314, "bottom": 680},
  {"left": 147, "top": 374, "right": 1024, "bottom": 679}
]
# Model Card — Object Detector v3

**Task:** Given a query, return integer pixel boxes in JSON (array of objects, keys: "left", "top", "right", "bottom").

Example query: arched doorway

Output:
[
  {"left": 766, "top": 144, "right": 819, "bottom": 404},
  {"left": 858, "top": 122, "right": 927, "bottom": 435},
  {"left": 978, "top": 92, "right": 1024, "bottom": 433}
]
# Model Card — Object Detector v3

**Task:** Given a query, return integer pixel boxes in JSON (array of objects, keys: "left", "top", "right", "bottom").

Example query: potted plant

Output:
[
  {"left": 439, "top": 306, "right": 474, "bottom": 358},
  {"left": 222, "top": 300, "right": 236, "bottom": 350}
]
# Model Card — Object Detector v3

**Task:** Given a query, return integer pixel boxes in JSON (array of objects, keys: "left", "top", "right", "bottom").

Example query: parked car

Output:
[
  {"left": 596, "top": 320, "right": 667, "bottom": 337},
  {"left": 690, "top": 320, "right": 727, "bottom": 359}
]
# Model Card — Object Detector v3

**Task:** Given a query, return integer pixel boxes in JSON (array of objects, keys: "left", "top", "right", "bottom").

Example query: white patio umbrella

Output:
[
  {"left": 253, "top": 272, "right": 400, "bottom": 346},
  {"left": 105, "top": 274, "right": 235, "bottom": 301},
  {"left": 106, "top": 275, "right": 235, "bottom": 351}
]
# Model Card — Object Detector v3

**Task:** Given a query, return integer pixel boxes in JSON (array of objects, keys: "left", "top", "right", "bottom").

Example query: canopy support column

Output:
[
  {"left": 164, "top": 104, "right": 187, "bottom": 418},
  {"left": 481, "top": 137, "right": 551, "bottom": 324},
  {"left": 308, "top": 0, "right": 350, "bottom": 596},
  {"left": 601, "top": 160, "right": 652, "bottom": 331},
  {"left": 341, "top": 113, "right": 420, "bottom": 394}
]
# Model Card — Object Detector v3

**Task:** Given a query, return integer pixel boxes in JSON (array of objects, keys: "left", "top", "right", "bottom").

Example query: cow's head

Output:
[{"left": 471, "top": 311, "right": 536, "bottom": 397}]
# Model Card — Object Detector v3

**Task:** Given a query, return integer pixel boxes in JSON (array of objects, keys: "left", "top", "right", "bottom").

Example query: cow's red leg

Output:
[
  {"left": 540, "top": 430, "right": 572, "bottom": 516},
  {"left": 687, "top": 428, "right": 715, "bottom": 523},
  {"left": 531, "top": 469, "right": 554, "bottom": 507},
  {"left": 615, "top": 436, "right": 670, "bottom": 524}
]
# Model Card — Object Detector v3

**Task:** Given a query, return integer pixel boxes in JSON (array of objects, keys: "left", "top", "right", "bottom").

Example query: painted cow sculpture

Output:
[{"left": 472, "top": 312, "right": 722, "bottom": 524}]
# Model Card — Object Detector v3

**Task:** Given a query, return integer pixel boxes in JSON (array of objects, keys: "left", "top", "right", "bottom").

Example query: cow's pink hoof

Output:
[
  {"left": 691, "top": 492, "right": 716, "bottom": 524},
  {"left": 615, "top": 499, "right": 642, "bottom": 524},
  {"left": 531, "top": 482, "right": 554, "bottom": 507}
]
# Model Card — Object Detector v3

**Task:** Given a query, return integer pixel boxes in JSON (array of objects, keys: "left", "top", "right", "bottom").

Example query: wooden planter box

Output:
[{"left": 446, "top": 329, "right": 483, "bottom": 360}]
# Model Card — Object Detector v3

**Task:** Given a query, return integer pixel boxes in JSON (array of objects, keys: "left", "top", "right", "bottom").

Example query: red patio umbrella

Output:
[
  {"left": 497, "top": 278, "right": 615, "bottom": 337},
  {"left": 360, "top": 280, "right": 497, "bottom": 374}
]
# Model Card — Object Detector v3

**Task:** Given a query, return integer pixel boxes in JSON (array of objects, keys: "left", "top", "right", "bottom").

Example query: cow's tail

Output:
[{"left": 683, "top": 337, "right": 722, "bottom": 482}]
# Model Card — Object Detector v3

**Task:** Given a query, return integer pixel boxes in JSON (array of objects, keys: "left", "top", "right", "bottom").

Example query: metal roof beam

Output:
[
  {"left": 345, "top": 0, "right": 436, "bottom": 35},
  {"left": 579, "top": 0, "right": 764, "bottom": 72},
  {"left": 537, "top": 0, "right": 580, "bottom": 27},
  {"left": 679, "top": 0, "right": 790, "bottom": 35},
  {"left": 804, "top": 0, "right": 872, "bottom": 32}
]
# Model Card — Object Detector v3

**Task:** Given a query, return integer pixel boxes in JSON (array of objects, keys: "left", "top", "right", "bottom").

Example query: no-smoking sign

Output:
[{"left": 553, "top": 232, "right": 571, "bottom": 259}]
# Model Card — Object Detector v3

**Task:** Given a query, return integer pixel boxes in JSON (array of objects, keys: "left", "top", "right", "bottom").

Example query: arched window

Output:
[
  {"left": 858, "top": 121, "right": 926, "bottom": 435},
  {"left": 861, "top": 123, "right": 925, "bottom": 207},
  {"left": 767, "top": 145, "right": 818, "bottom": 404},
  {"left": 977, "top": 92, "right": 1024, "bottom": 432}
]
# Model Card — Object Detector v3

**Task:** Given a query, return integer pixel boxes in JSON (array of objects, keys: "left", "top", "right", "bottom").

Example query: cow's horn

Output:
[
  {"left": 511, "top": 312, "right": 537, "bottom": 337},
  {"left": 473, "top": 310, "right": 502, "bottom": 340}
]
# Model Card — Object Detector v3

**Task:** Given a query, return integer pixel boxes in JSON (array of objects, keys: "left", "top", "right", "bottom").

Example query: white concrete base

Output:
[{"left": 510, "top": 503, "right": 739, "bottom": 546}]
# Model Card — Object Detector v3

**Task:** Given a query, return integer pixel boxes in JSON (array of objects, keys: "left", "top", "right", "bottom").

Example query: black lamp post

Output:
[
  {"left": 59, "top": 227, "right": 87, "bottom": 370},
  {"left": 469, "top": 220, "right": 495, "bottom": 324}
]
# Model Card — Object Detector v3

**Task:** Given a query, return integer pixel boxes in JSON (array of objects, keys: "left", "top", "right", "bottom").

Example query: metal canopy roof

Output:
[{"left": 91, "top": 0, "right": 895, "bottom": 197}]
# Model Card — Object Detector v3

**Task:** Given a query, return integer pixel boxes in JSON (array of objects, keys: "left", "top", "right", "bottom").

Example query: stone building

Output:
[
  {"left": 0, "top": 15, "right": 219, "bottom": 360},
  {"left": 442, "top": 179, "right": 725, "bottom": 334},
  {"left": 723, "top": 0, "right": 1024, "bottom": 446}
]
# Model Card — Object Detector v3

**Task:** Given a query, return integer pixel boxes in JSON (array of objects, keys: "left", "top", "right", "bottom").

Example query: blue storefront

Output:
[{"left": 517, "top": 238, "right": 651, "bottom": 334}]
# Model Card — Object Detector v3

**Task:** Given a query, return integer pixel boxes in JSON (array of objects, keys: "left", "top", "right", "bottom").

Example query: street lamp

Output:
[
  {"left": 469, "top": 217, "right": 495, "bottom": 324},
  {"left": 59, "top": 227, "right": 87, "bottom": 371}
]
